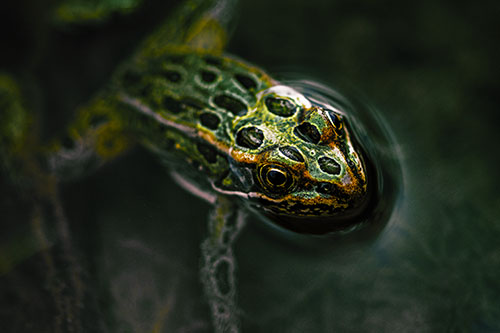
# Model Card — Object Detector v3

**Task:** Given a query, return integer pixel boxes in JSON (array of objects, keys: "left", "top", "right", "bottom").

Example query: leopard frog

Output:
[{"left": 0, "top": 0, "right": 388, "bottom": 331}]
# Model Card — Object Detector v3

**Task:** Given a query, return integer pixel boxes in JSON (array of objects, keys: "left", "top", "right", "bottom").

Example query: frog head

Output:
[{"left": 219, "top": 85, "right": 372, "bottom": 235}]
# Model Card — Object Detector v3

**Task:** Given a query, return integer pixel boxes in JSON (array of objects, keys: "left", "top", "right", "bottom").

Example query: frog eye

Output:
[
  {"left": 258, "top": 164, "right": 295, "bottom": 193},
  {"left": 326, "top": 110, "right": 344, "bottom": 134}
]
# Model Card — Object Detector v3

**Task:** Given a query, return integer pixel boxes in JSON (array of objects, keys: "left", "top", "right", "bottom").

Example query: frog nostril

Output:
[{"left": 316, "top": 182, "right": 333, "bottom": 195}]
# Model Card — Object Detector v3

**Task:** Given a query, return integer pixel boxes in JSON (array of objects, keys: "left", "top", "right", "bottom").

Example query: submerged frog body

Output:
[
  {"left": 0, "top": 0, "right": 391, "bottom": 331},
  {"left": 51, "top": 50, "right": 372, "bottom": 235}
]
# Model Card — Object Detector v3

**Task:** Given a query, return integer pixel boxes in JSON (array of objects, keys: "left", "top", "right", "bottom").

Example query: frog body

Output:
[
  {"left": 0, "top": 0, "right": 384, "bottom": 331},
  {"left": 56, "top": 48, "right": 370, "bottom": 235}
]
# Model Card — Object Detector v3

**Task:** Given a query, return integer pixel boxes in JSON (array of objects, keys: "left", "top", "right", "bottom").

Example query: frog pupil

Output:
[{"left": 267, "top": 169, "right": 287, "bottom": 186}]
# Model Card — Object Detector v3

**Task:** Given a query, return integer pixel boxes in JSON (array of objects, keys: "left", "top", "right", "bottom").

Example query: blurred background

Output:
[{"left": 1, "top": 0, "right": 499, "bottom": 331}]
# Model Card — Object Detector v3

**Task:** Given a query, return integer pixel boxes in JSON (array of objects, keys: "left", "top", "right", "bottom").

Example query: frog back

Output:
[{"left": 115, "top": 49, "right": 275, "bottom": 193}]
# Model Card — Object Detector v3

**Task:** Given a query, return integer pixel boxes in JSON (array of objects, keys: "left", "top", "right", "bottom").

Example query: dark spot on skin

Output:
[
  {"left": 201, "top": 70, "right": 217, "bottom": 83},
  {"left": 164, "top": 70, "right": 181, "bottom": 83},
  {"left": 162, "top": 96, "right": 183, "bottom": 114},
  {"left": 318, "top": 156, "right": 341, "bottom": 175},
  {"left": 213, "top": 94, "right": 247, "bottom": 116},
  {"left": 235, "top": 73, "right": 257, "bottom": 90},
  {"left": 199, "top": 112, "right": 220, "bottom": 130},
  {"left": 180, "top": 97, "right": 204, "bottom": 110},
  {"left": 215, "top": 259, "right": 232, "bottom": 295},
  {"left": 236, "top": 126, "right": 264, "bottom": 149},
  {"left": 279, "top": 146, "right": 304, "bottom": 162},
  {"left": 162, "top": 96, "right": 204, "bottom": 114},
  {"left": 265, "top": 96, "right": 296, "bottom": 117},
  {"left": 316, "top": 182, "right": 333, "bottom": 195},
  {"left": 196, "top": 142, "right": 218, "bottom": 164},
  {"left": 89, "top": 114, "right": 109, "bottom": 127},
  {"left": 203, "top": 55, "right": 222, "bottom": 66},
  {"left": 293, "top": 122, "right": 321, "bottom": 144}
]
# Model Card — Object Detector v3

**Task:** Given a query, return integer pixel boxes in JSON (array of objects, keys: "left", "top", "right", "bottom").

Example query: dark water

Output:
[{"left": 1, "top": 0, "right": 499, "bottom": 331}]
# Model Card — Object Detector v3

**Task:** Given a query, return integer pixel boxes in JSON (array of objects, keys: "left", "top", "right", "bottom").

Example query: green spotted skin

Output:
[{"left": 109, "top": 48, "right": 371, "bottom": 234}]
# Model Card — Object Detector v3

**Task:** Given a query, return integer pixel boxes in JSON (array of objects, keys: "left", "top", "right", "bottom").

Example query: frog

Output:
[{"left": 0, "top": 0, "right": 377, "bottom": 331}]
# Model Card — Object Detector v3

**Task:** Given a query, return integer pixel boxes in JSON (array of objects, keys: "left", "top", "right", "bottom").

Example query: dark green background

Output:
[{"left": 1, "top": 0, "right": 499, "bottom": 331}]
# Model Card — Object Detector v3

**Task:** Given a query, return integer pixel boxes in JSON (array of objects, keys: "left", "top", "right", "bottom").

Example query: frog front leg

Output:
[
  {"left": 201, "top": 195, "right": 247, "bottom": 333},
  {"left": 46, "top": 94, "right": 132, "bottom": 181}
]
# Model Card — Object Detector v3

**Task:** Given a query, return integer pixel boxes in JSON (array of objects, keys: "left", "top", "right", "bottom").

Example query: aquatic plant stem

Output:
[{"left": 201, "top": 196, "right": 246, "bottom": 333}]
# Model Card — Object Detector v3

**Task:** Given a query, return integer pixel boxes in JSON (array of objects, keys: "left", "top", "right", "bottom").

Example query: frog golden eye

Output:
[
  {"left": 266, "top": 168, "right": 287, "bottom": 186},
  {"left": 258, "top": 164, "right": 294, "bottom": 193},
  {"left": 327, "top": 110, "right": 344, "bottom": 134}
]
